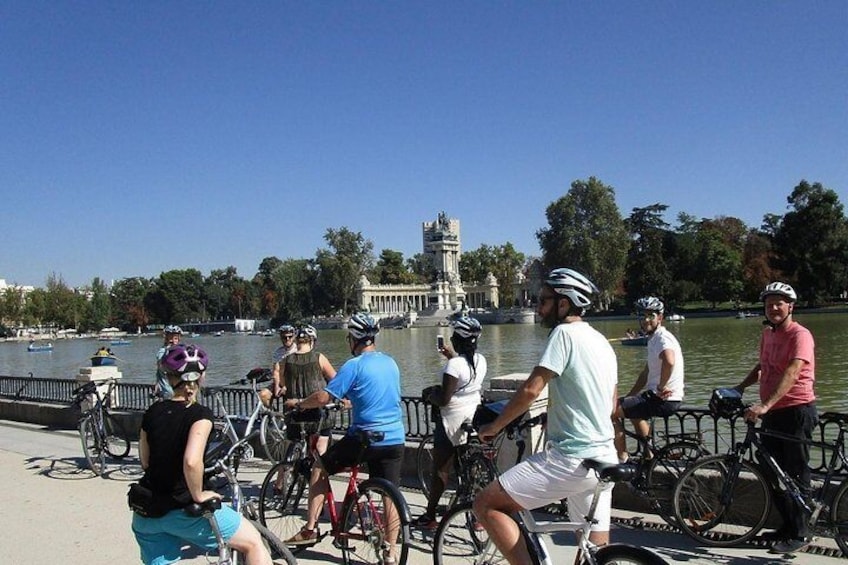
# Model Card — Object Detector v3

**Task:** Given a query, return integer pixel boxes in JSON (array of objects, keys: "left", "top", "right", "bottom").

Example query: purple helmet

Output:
[{"left": 161, "top": 344, "right": 208, "bottom": 381}]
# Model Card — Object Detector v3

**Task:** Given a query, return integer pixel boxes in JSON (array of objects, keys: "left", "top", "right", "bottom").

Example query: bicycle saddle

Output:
[
  {"left": 184, "top": 497, "right": 222, "bottom": 517},
  {"left": 583, "top": 459, "right": 637, "bottom": 483}
]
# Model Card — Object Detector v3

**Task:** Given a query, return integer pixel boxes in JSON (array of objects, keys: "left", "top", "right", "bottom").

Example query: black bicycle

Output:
[
  {"left": 673, "top": 396, "right": 848, "bottom": 555},
  {"left": 71, "top": 379, "right": 131, "bottom": 476}
]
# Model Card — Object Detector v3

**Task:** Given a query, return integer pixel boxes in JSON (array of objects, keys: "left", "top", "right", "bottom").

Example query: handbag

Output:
[{"left": 127, "top": 482, "right": 175, "bottom": 518}]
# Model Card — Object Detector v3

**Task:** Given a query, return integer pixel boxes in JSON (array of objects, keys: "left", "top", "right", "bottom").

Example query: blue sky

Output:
[{"left": 2, "top": 2, "right": 846, "bottom": 288}]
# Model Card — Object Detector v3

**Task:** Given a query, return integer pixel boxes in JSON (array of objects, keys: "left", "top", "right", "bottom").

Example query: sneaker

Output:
[
  {"left": 286, "top": 526, "right": 319, "bottom": 546},
  {"left": 770, "top": 537, "right": 811, "bottom": 554},
  {"left": 413, "top": 513, "right": 438, "bottom": 530},
  {"left": 759, "top": 529, "right": 791, "bottom": 543}
]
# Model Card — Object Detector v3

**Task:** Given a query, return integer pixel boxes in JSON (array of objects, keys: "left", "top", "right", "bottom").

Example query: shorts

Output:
[
  {"left": 131, "top": 505, "right": 241, "bottom": 565},
  {"left": 619, "top": 393, "right": 680, "bottom": 420},
  {"left": 321, "top": 433, "right": 405, "bottom": 484},
  {"left": 498, "top": 444, "right": 615, "bottom": 532}
]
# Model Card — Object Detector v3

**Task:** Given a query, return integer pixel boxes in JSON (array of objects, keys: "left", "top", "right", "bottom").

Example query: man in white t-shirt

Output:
[
  {"left": 475, "top": 268, "right": 618, "bottom": 563},
  {"left": 613, "top": 296, "right": 684, "bottom": 462}
]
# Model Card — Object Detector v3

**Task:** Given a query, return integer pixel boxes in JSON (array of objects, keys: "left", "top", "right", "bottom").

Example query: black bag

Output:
[{"left": 127, "top": 482, "right": 175, "bottom": 518}]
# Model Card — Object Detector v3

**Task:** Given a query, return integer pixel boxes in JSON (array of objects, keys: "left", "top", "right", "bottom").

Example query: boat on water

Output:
[
  {"left": 666, "top": 313, "right": 685, "bottom": 322},
  {"left": 736, "top": 311, "right": 760, "bottom": 319},
  {"left": 90, "top": 347, "right": 117, "bottom": 366},
  {"left": 212, "top": 330, "right": 224, "bottom": 337},
  {"left": 620, "top": 335, "right": 649, "bottom": 346},
  {"left": 27, "top": 342, "right": 54, "bottom": 352},
  {"left": 110, "top": 339, "right": 132, "bottom": 346}
]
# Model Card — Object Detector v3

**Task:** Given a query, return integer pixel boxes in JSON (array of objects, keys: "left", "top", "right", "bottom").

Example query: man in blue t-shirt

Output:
[{"left": 285, "top": 313, "right": 404, "bottom": 561}]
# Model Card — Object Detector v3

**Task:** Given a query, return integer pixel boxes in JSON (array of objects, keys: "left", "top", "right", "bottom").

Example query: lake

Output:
[{"left": 3, "top": 311, "right": 847, "bottom": 412}]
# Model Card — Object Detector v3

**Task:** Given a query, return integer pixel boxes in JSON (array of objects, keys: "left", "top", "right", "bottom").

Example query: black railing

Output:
[{"left": 1, "top": 374, "right": 845, "bottom": 475}]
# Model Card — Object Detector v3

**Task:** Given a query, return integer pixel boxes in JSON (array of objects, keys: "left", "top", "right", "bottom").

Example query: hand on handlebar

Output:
[
  {"left": 478, "top": 423, "right": 499, "bottom": 443},
  {"left": 194, "top": 490, "right": 222, "bottom": 504}
]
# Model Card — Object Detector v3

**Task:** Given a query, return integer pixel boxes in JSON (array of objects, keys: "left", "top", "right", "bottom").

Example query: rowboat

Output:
[
  {"left": 620, "top": 336, "right": 649, "bottom": 346},
  {"left": 27, "top": 342, "right": 54, "bottom": 352}
]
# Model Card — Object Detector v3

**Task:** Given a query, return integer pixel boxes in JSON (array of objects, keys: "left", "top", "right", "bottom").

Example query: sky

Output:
[{"left": 1, "top": 1, "right": 846, "bottom": 289}]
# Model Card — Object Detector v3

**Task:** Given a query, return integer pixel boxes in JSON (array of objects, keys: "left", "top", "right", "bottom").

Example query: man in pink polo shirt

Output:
[{"left": 734, "top": 282, "right": 817, "bottom": 555}]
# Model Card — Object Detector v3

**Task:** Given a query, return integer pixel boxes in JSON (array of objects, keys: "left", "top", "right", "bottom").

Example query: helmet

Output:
[
  {"left": 635, "top": 296, "right": 665, "bottom": 314},
  {"left": 452, "top": 316, "right": 482, "bottom": 339},
  {"left": 544, "top": 268, "right": 598, "bottom": 310},
  {"left": 164, "top": 325, "right": 183, "bottom": 335},
  {"left": 278, "top": 324, "right": 295, "bottom": 336},
  {"left": 296, "top": 325, "right": 318, "bottom": 341},
  {"left": 161, "top": 344, "right": 208, "bottom": 381},
  {"left": 347, "top": 313, "right": 380, "bottom": 341},
  {"left": 760, "top": 282, "right": 797, "bottom": 302}
]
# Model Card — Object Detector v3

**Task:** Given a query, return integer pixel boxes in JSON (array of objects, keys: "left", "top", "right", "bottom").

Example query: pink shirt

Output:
[{"left": 758, "top": 321, "right": 816, "bottom": 409}]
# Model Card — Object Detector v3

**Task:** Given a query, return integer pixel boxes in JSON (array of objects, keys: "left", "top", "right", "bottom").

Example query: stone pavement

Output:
[{"left": 0, "top": 418, "right": 844, "bottom": 564}]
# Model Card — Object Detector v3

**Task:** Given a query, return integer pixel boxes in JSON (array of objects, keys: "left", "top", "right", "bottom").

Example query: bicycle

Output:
[
  {"left": 205, "top": 367, "right": 288, "bottom": 469},
  {"left": 184, "top": 429, "right": 297, "bottom": 564},
  {"left": 71, "top": 379, "right": 131, "bottom": 476},
  {"left": 616, "top": 417, "right": 707, "bottom": 526},
  {"left": 432, "top": 459, "right": 669, "bottom": 565},
  {"left": 257, "top": 402, "right": 413, "bottom": 565},
  {"left": 672, "top": 397, "right": 848, "bottom": 555}
]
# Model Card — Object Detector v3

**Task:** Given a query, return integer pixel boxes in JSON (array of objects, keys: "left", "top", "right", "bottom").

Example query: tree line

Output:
[{"left": 1, "top": 177, "right": 844, "bottom": 334}]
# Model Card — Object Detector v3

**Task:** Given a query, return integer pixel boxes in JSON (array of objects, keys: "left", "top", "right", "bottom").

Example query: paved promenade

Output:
[{"left": 0, "top": 418, "right": 844, "bottom": 564}]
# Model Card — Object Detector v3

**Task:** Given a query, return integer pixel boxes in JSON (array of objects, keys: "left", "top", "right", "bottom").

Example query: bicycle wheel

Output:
[
  {"left": 258, "top": 447, "right": 310, "bottom": 552},
  {"left": 341, "top": 478, "right": 411, "bottom": 565},
  {"left": 416, "top": 433, "right": 435, "bottom": 495},
  {"left": 102, "top": 412, "right": 131, "bottom": 458},
  {"left": 830, "top": 477, "right": 848, "bottom": 557},
  {"left": 433, "top": 502, "right": 499, "bottom": 565},
  {"left": 261, "top": 412, "right": 288, "bottom": 463},
  {"left": 594, "top": 543, "right": 668, "bottom": 565},
  {"left": 245, "top": 517, "right": 298, "bottom": 565},
  {"left": 644, "top": 441, "right": 707, "bottom": 525},
  {"left": 78, "top": 415, "right": 105, "bottom": 476},
  {"left": 673, "top": 454, "right": 770, "bottom": 546}
]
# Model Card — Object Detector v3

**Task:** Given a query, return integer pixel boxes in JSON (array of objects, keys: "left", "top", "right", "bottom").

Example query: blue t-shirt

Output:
[{"left": 325, "top": 350, "right": 405, "bottom": 446}]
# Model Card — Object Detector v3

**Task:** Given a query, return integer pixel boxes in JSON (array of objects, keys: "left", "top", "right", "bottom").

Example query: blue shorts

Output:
[{"left": 132, "top": 505, "right": 242, "bottom": 565}]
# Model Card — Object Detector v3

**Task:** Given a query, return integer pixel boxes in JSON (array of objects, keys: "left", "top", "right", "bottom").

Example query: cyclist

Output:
[
  {"left": 415, "top": 315, "right": 488, "bottom": 529},
  {"left": 154, "top": 325, "right": 183, "bottom": 400},
  {"left": 285, "top": 313, "right": 405, "bottom": 564},
  {"left": 259, "top": 324, "right": 297, "bottom": 407},
  {"left": 131, "top": 344, "right": 273, "bottom": 565},
  {"left": 613, "top": 296, "right": 684, "bottom": 462},
  {"left": 270, "top": 325, "right": 336, "bottom": 497},
  {"left": 474, "top": 268, "right": 618, "bottom": 564},
  {"left": 733, "top": 282, "right": 818, "bottom": 554}
]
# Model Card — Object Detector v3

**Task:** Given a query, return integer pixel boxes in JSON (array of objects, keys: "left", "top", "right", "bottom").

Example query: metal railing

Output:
[{"left": 1, "top": 374, "right": 844, "bottom": 475}]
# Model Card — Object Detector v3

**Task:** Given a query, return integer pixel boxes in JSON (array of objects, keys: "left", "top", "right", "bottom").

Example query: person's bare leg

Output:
[
  {"left": 228, "top": 519, "right": 273, "bottom": 565},
  {"left": 473, "top": 481, "right": 531, "bottom": 565}
]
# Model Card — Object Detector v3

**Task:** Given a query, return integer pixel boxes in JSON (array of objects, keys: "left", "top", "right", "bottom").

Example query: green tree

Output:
[
  {"left": 625, "top": 204, "right": 671, "bottom": 305},
  {"left": 314, "top": 227, "right": 374, "bottom": 314},
  {"left": 459, "top": 245, "right": 494, "bottom": 285},
  {"left": 22, "top": 288, "right": 47, "bottom": 327},
  {"left": 81, "top": 277, "right": 111, "bottom": 332},
  {"left": 773, "top": 180, "right": 848, "bottom": 305},
  {"left": 204, "top": 267, "right": 244, "bottom": 320},
  {"left": 536, "top": 177, "right": 628, "bottom": 309},
  {"left": 372, "top": 249, "right": 417, "bottom": 285},
  {"left": 272, "top": 258, "right": 316, "bottom": 323},
  {"left": 146, "top": 269, "right": 205, "bottom": 324},
  {"left": 111, "top": 277, "right": 153, "bottom": 332},
  {"left": 741, "top": 229, "right": 777, "bottom": 302},
  {"left": 253, "top": 257, "right": 283, "bottom": 318},
  {"left": 694, "top": 218, "right": 746, "bottom": 307},
  {"left": 42, "top": 273, "right": 79, "bottom": 329},
  {"left": 406, "top": 253, "right": 433, "bottom": 283}
]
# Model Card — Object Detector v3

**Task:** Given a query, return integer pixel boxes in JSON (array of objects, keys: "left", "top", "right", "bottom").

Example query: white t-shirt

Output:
[
  {"left": 439, "top": 353, "right": 487, "bottom": 446},
  {"left": 537, "top": 321, "right": 618, "bottom": 461},
  {"left": 646, "top": 326, "right": 684, "bottom": 401}
]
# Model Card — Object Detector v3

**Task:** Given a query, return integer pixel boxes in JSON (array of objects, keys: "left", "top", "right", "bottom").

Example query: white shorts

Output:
[{"left": 498, "top": 444, "right": 615, "bottom": 532}]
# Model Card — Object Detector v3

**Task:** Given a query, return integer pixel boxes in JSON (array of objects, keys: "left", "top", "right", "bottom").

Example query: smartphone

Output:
[{"left": 437, "top": 335, "right": 445, "bottom": 350}]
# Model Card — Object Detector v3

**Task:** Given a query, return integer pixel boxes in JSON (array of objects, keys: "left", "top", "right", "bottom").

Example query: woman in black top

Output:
[{"left": 131, "top": 344, "right": 272, "bottom": 565}]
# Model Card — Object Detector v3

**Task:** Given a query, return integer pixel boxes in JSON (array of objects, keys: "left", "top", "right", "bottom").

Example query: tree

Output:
[
  {"left": 253, "top": 257, "right": 284, "bottom": 317},
  {"left": 741, "top": 229, "right": 777, "bottom": 302},
  {"left": 459, "top": 245, "right": 494, "bottom": 285},
  {"left": 536, "top": 177, "right": 628, "bottom": 310},
  {"left": 272, "top": 258, "right": 316, "bottom": 323},
  {"left": 43, "top": 273, "right": 79, "bottom": 329},
  {"left": 81, "top": 277, "right": 111, "bottom": 332},
  {"left": 625, "top": 204, "right": 671, "bottom": 305},
  {"left": 111, "top": 277, "right": 153, "bottom": 332},
  {"left": 147, "top": 269, "right": 205, "bottom": 324},
  {"left": 314, "top": 227, "right": 374, "bottom": 313},
  {"left": 694, "top": 219, "right": 745, "bottom": 307},
  {"left": 372, "top": 249, "right": 417, "bottom": 285},
  {"left": 772, "top": 180, "right": 848, "bottom": 305},
  {"left": 406, "top": 253, "right": 433, "bottom": 283}
]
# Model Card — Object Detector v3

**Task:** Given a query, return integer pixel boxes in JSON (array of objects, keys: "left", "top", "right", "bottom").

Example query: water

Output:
[{"left": 3, "top": 312, "right": 847, "bottom": 412}]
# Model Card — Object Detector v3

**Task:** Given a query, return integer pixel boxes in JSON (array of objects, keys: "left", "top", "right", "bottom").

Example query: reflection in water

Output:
[{"left": 2, "top": 311, "right": 846, "bottom": 412}]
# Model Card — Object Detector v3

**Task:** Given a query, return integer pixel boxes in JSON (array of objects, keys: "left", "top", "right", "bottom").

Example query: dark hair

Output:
[{"left": 451, "top": 333, "right": 479, "bottom": 374}]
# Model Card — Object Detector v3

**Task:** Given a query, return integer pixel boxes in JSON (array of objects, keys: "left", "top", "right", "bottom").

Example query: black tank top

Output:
[{"left": 284, "top": 350, "right": 325, "bottom": 399}]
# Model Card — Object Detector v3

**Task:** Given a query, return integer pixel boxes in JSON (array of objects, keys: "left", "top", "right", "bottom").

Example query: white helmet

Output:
[
  {"left": 347, "top": 313, "right": 380, "bottom": 341},
  {"left": 544, "top": 268, "right": 598, "bottom": 310},
  {"left": 760, "top": 282, "right": 797, "bottom": 302},
  {"left": 635, "top": 296, "right": 665, "bottom": 314}
]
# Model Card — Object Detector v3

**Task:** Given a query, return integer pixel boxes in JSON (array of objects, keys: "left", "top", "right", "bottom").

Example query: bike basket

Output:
[{"left": 709, "top": 388, "right": 744, "bottom": 419}]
